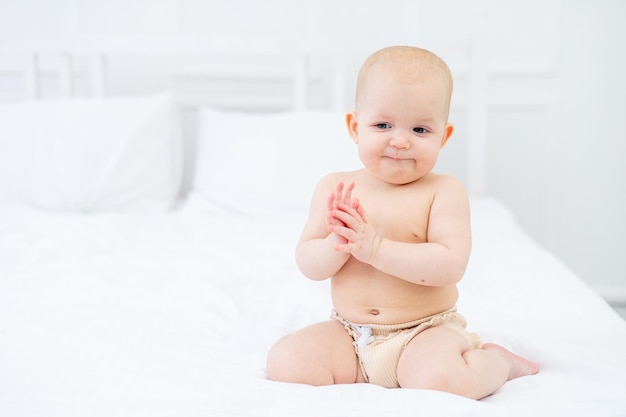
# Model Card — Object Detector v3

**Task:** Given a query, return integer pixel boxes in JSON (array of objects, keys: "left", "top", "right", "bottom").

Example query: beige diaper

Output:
[{"left": 332, "top": 307, "right": 481, "bottom": 388}]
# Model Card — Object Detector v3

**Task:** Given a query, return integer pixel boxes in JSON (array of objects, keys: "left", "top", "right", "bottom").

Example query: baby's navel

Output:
[{"left": 369, "top": 309, "right": 380, "bottom": 316}]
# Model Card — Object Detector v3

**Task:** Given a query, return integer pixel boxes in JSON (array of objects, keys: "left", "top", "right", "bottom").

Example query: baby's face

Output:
[{"left": 351, "top": 71, "right": 452, "bottom": 185}]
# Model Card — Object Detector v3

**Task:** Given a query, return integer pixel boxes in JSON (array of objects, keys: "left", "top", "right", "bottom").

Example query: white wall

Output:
[
  {"left": 0, "top": 0, "right": 624, "bottom": 302},
  {"left": 551, "top": 0, "right": 626, "bottom": 301}
]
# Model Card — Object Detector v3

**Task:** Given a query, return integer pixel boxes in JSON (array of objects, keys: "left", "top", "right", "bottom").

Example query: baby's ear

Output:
[
  {"left": 440, "top": 122, "right": 454, "bottom": 148},
  {"left": 345, "top": 112, "right": 359, "bottom": 143}
]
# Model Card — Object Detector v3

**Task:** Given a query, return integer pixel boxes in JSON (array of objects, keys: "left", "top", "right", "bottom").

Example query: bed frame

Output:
[{"left": 0, "top": 33, "right": 488, "bottom": 196}]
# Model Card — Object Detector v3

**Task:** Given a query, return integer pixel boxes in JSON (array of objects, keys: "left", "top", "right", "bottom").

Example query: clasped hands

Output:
[{"left": 326, "top": 181, "right": 381, "bottom": 263}]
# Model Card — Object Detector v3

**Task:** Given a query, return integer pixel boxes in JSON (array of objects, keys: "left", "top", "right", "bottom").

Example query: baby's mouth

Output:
[{"left": 387, "top": 155, "right": 409, "bottom": 161}]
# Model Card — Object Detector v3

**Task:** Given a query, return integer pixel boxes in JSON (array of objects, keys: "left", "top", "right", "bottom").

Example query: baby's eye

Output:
[
  {"left": 375, "top": 123, "right": 391, "bottom": 129},
  {"left": 413, "top": 127, "right": 428, "bottom": 134}
]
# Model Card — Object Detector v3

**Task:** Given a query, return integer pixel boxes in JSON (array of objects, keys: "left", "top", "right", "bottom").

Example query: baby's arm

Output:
[
  {"left": 329, "top": 177, "right": 471, "bottom": 287},
  {"left": 295, "top": 180, "right": 359, "bottom": 281}
]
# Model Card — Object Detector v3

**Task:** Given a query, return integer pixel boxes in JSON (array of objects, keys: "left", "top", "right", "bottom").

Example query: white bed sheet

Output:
[{"left": 1, "top": 198, "right": 626, "bottom": 417}]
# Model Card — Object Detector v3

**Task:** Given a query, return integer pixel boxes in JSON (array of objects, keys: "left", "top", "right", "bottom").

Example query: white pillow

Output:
[
  {"left": 190, "top": 108, "right": 362, "bottom": 214},
  {"left": 0, "top": 93, "right": 182, "bottom": 212}
]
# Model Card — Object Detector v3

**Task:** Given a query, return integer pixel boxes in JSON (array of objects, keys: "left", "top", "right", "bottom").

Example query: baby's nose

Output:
[{"left": 389, "top": 131, "right": 411, "bottom": 148}]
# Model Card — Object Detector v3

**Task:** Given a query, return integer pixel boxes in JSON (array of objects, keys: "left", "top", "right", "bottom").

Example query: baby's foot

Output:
[{"left": 482, "top": 343, "right": 540, "bottom": 380}]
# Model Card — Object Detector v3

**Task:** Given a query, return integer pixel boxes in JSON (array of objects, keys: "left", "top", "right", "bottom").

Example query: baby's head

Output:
[
  {"left": 355, "top": 46, "right": 453, "bottom": 121},
  {"left": 347, "top": 46, "right": 456, "bottom": 185}
]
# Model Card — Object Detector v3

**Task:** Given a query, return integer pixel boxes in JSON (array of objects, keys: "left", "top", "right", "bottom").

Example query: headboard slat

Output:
[{"left": 0, "top": 35, "right": 488, "bottom": 196}]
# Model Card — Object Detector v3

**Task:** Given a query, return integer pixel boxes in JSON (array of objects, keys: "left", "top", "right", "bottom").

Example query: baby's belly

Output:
[{"left": 331, "top": 266, "right": 458, "bottom": 325}]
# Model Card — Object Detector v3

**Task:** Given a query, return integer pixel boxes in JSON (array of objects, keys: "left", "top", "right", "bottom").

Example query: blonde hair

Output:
[{"left": 355, "top": 46, "right": 453, "bottom": 117}]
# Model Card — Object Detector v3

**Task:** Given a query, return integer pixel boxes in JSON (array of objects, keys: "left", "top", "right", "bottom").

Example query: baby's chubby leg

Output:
[
  {"left": 397, "top": 327, "right": 539, "bottom": 399},
  {"left": 266, "top": 320, "right": 365, "bottom": 386}
]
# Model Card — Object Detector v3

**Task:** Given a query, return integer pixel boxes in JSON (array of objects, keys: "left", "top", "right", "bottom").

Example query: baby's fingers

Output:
[
  {"left": 342, "top": 181, "right": 355, "bottom": 205},
  {"left": 326, "top": 210, "right": 343, "bottom": 228},
  {"left": 332, "top": 242, "right": 354, "bottom": 254},
  {"left": 327, "top": 192, "right": 337, "bottom": 213},
  {"left": 356, "top": 203, "right": 368, "bottom": 223},
  {"left": 334, "top": 182, "right": 345, "bottom": 207}
]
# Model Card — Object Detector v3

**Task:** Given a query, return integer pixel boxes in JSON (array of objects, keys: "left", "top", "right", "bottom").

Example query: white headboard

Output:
[{"left": 0, "top": 33, "right": 488, "bottom": 196}]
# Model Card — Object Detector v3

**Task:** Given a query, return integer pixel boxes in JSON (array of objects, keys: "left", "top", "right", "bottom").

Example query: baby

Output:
[{"left": 266, "top": 46, "right": 539, "bottom": 399}]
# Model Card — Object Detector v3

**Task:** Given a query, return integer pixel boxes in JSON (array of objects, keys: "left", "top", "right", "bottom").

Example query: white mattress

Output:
[{"left": 1, "top": 197, "right": 626, "bottom": 417}]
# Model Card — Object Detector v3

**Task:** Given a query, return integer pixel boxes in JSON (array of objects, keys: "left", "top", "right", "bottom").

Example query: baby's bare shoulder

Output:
[
  {"left": 314, "top": 170, "right": 362, "bottom": 193},
  {"left": 424, "top": 172, "right": 464, "bottom": 186},
  {"left": 422, "top": 173, "right": 468, "bottom": 196},
  {"left": 307, "top": 170, "right": 363, "bottom": 209}
]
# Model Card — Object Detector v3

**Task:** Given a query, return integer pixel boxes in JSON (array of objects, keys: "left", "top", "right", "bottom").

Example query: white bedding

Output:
[
  {"left": 0, "top": 94, "right": 181, "bottom": 213},
  {"left": 1, "top": 198, "right": 626, "bottom": 417},
  {"left": 1, "top": 97, "right": 626, "bottom": 417}
]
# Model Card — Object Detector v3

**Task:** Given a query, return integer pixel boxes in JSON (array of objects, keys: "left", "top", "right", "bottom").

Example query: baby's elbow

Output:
[
  {"left": 296, "top": 262, "right": 320, "bottom": 281},
  {"left": 294, "top": 255, "right": 332, "bottom": 282},
  {"left": 450, "top": 268, "right": 466, "bottom": 284},
  {"left": 441, "top": 249, "right": 470, "bottom": 284},
  {"left": 449, "top": 257, "right": 470, "bottom": 284}
]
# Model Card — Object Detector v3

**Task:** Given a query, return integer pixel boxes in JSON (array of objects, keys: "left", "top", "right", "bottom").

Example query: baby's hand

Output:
[
  {"left": 326, "top": 182, "right": 358, "bottom": 238},
  {"left": 327, "top": 182, "right": 358, "bottom": 218},
  {"left": 326, "top": 182, "right": 360, "bottom": 247},
  {"left": 327, "top": 186, "right": 381, "bottom": 263}
]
